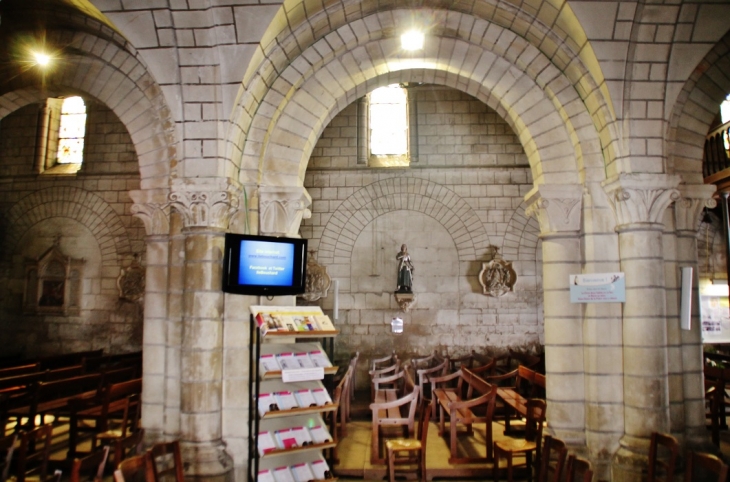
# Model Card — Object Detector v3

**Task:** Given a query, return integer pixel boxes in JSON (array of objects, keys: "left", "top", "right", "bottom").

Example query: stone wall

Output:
[
  {"left": 302, "top": 86, "right": 543, "bottom": 383},
  {"left": 0, "top": 100, "right": 144, "bottom": 356}
]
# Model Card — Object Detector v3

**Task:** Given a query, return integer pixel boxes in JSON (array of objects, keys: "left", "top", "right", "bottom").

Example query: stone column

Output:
[
  {"left": 168, "top": 183, "right": 239, "bottom": 479},
  {"left": 130, "top": 189, "right": 172, "bottom": 444},
  {"left": 602, "top": 173, "right": 680, "bottom": 482},
  {"left": 674, "top": 185, "right": 716, "bottom": 450},
  {"left": 258, "top": 186, "right": 312, "bottom": 237},
  {"left": 526, "top": 184, "right": 584, "bottom": 444},
  {"left": 357, "top": 97, "right": 368, "bottom": 165}
]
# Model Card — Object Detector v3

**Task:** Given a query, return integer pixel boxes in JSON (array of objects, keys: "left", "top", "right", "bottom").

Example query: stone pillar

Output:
[
  {"left": 674, "top": 185, "right": 716, "bottom": 450},
  {"left": 130, "top": 189, "right": 171, "bottom": 444},
  {"left": 526, "top": 184, "right": 584, "bottom": 444},
  {"left": 407, "top": 88, "right": 418, "bottom": 164},
  {"left": 602, "top": 173, "right": 680, "bottom": 482},
  {"left": 357, "top": 97, "right": 368, "bottom": 165},
  {"left": 168, "top": 183, "right": 239, "bottom": 479}
]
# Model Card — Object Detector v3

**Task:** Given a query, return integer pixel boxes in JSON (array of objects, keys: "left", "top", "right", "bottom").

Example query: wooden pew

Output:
[
  {"left": 6, "top": 373, "right": 102, "bottom": 432},
  {"left": 430, "top": 366, "right": 498, "bottom": 464}
]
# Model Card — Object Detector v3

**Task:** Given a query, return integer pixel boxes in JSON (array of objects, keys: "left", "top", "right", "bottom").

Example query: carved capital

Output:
[
  {"left": 674, "top": 184, "right": 717, "bottom": 233},
  {"left": 168, "top": 183, "right": 240, "bottom": 230},
  {"left": 129, "top": 189, "right": 171, "bottom": 236},
  {"left": 259, "top": 186, "right": 312, "bottom": 237},
  {"left": 524, "top": 184, "right": 583, "bottom": 235},
  {"left": 601, "top": 174, "right": 681, "bottom": 228}
]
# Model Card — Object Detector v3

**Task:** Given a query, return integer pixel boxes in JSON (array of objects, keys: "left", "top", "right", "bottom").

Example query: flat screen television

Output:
[{"left": 222, "top": 233, "right": 308, "bottom": 296}]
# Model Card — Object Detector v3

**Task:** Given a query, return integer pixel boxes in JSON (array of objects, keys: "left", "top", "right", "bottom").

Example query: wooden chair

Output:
[
  {"left": 409, "top": 351, "right": 441, "bottom": 371},
  {"left": 647, "top": 432, "right": 679, "bottom": 482},
  {"left": 493, "top": 398, "right": 547, "bottom": 482},
  {"left": 565, "top": 455, "right": 593, "bottom": 482},
  {"left": 14, "top": 424, "right": 55, "bottom": 482},
  {"left": 69, "top": 445, "right": 110, "bottom": 482},
  {"left": 94, "top": 394, "right": 141, "bottom": 453},
  {"left": 370, "top": 363, "right": 403, "bottom": 402},
  {"left": 0, "top": 433, "right": 16, "bottom": 481},
  {"left": 329, "top": 364, "right": 354, "bottom": 464},
  {"left": 683, "top": 451, "right": 728, "bottom": 482},
  {"left": 705, "top": 377, "right": 723, "bottom": 446},
  {"left": 385, "top": 397, "right": 434, "bottom": 482},
  {"left": 113, "top": 428, "right": 145, "bottom": 470},
  {"left": 537, "top": 435, "right": 567, "bottom": 482},
  {"left": 370, "top": 373, "right": 420, "bottom": 464},
  {"left": 448, "top": 350, "right": 476, "bottom": 372},
  {"left": 370, "top": 352, "right": 397, "bottom": 371},
  {"left": 415, "top": 358, "right": 448, "bottom": 414},
  {"left": 148, "top": 440, "right": 185, "bottom": 482},
  {"left": 114, "top": 452, "right": 153, "bottom": 482}
]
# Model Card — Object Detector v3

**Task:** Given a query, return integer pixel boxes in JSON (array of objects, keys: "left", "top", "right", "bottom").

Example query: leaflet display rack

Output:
[{"left": 249, "top": 306, "right": 339, "bottom": 482}]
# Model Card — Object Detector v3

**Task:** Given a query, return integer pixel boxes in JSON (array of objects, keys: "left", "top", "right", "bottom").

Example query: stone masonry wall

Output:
[
  {"left": 303, "top": 86, "right": 543, "bottom": 385},
  {"left": 0, "top": 101, "right": 145, "bottom": 356}
]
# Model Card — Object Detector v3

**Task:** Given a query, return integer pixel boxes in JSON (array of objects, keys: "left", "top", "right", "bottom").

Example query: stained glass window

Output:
[
  {"left": 370, "top": 85, "right": 408, "bottom": 156},
  {"left": 57, "top": 96, "right": 86, "bottom": 164}
]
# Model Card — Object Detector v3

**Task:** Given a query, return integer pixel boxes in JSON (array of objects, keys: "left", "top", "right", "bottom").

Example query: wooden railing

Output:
[{"left": 704, "top": 121, "right": 730, "bottom": 180}]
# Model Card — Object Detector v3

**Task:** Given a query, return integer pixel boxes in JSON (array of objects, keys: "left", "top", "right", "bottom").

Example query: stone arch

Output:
[
  {"left": 0, "top": 30, "right": 176, "bottom": 191},
  {"left": 234, "top": 6, "right": 614, "bottom": 188},
  {"left": 317, "top": 177, "right": 491, "bottom": 269},
  {"left": 502, "top": 201, "right": 542, "bottom": 262},
  {"left": 1, "top": 187, "right": 131, "bottom": 267},
  {"left": 667, "top": 31, "right": 730, "bottom": 185}
]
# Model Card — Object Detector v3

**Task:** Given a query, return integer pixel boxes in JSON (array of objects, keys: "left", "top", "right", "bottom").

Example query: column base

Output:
[
  {"left": 181, "top": 440, "right": 233, "bottom": 480},
  {"left": 611, "top": 435, "right": 650, "bottom": 482}
]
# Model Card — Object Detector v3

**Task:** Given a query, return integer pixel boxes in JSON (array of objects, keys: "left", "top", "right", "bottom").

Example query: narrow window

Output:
[
  {"left": 56, "top": 96, "right": 86, "bottom": 164},
  {"left": 369, "top": 85, "right": 408, "bottom": 166}
]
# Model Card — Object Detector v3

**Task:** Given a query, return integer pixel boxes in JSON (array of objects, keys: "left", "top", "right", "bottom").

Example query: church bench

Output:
[
  {"left": 0, "top": 364, "right": 40, "bottom": 380},
  {"left": 430, "top": 366, "right": 497, "bottom": 464},
  {"left": 5, "top": 373, "right": 102, "bottom": 432}
]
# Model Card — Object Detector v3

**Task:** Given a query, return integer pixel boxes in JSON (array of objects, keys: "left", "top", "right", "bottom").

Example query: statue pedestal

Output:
[{"left": 394, "top": 292, "right": 416, "bottom": 312}]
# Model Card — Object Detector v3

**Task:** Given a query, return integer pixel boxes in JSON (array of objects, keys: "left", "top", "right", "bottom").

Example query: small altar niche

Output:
[{"left": 23, "top": 239, "right": 85, "bottom": 315}]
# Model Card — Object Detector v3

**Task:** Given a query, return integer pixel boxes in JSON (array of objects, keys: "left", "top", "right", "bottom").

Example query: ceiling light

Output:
[
  {"left": 33, "top": 52, "right": 50, "bottom": 67},
  {"left": 401, "top": 30, "right": 424, "bottom": 51}
]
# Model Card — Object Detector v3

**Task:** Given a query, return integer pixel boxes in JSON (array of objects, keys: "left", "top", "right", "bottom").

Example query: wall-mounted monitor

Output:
[{"left": 222, "top": 233, "right": 307, "bottom": 296}]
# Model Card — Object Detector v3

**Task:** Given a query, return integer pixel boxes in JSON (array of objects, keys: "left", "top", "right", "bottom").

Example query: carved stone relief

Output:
[
  {"left": 118, "top": 254, "right": 145, "bottom": 302},
  {"left": 299, "top": 251, "right": 331, "bottom": 302},
  {"left": 478, "top": 247, "right": 517, "bottom": 297},
  {"left": 24, "top": 236, "right": 85, "bottom": 315}
]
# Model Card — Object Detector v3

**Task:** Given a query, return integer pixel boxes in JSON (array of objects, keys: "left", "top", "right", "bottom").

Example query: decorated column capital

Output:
[
  {"left": 524, "top": 184, "right": 583, "bottom": 235},
  {"left": 259, "top": 186, "right": 312, "bottom": 237},
  {"left": 130, "top": 189, "right": 171, "bottom": 236},
  {"left": 601, "top": 173, "right": 681, "bottom": 229},
  {"left": 168, "top": 180, "right": 240, "bottom": 231},
  {"left": 674, "top": 184, "right": 717, "bottom": 233}
]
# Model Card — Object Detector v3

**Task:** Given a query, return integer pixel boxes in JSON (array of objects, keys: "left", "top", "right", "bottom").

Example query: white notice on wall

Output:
[
  {"left": 569, "top": 273, "right": 625, "bottom": 303},
  {"left": 281, "top": 367, "right": 324, "bottom": 383}
]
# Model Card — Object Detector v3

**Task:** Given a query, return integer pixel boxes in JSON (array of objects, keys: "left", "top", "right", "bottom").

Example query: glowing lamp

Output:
[{"left": 400, "top": 30, "right": 424, "bottom": 51}]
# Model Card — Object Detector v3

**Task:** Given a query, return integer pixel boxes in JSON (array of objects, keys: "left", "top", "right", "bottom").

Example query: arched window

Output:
[
  {"left": 721, "top": 94, "right": 730, "bottom": 125},
  {"left": 57, "top": 96, "right": 87, "bottom": 164},
  {"left": 369, "top": 85, "right": 409, "bottom": 166},
  {"left": 36, "top": 96, "right": 87, "bottom": 174}
]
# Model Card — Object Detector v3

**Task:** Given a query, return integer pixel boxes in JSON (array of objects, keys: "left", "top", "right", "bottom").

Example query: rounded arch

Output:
[
  {"left": 1, "top": 187, "right": 131, "bottom": 267},
  {"left": 237, "top": 9, "right": 612, "bottom": 193},
  {"left": 317, "top": 177, "right": 491, "bottom": 268},
  {"left": 502, "top": 201, "right": 542, "bottom": 262},
  {"left": 667, "top": 31, "right": 730, "bottom": 185},
  {"left": 0, "top": 30, "right": 176, "bottom": 190}
]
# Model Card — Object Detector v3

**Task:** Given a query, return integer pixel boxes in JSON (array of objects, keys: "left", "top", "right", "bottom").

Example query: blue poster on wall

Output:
[{"left": 569, "top": 273, "right": 625, "bottom": 303}]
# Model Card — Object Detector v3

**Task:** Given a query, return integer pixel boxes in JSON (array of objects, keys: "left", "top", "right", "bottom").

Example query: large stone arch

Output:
[
  {"left": 237, "top": 9, "right": 613, "bottom": 191},
  {"left": 0, "top": 30, "right": 176, "bottom": 191},
  {"left": 1, "top": 187, "right": 131, "bottom": 267},
  {"left": 667, "top": 31, "right": 730, "bottom": 184},
  {"left": 317, "top": 177, "right": 491, "bottom": 270}
]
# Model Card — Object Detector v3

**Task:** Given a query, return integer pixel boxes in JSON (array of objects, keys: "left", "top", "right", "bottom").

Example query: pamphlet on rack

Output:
[
  {"left": 293, "top": 389, "right": 317, "bottom": 408},
  {"left": 258, "top": 393, "right": 278, "bottom": 416},
  {"left": 310, "top": 459, "right": 330, "bottom": 480},
  {"left": 308, "top": 425, "right": 331, "bottom": 444},
  {"left": 257, "top": 431, "right": 278, "bottom": 456},
  {"left": 281, "top": 366, "right": 325, "bottom": 383},
  {"left": 274, "top": 391, "right": 299, "bottom": 411},
  {"left": 250, "top": 306, "right": 337, "bottom": 334},
  {"left": 258, "top": 469, "right": 275, "bottom": 482},
  {"left": 290, "top": 463, "right": 315, "bottom": 482},
  {"left": 272, "top": 466, "right": 295, "bottom": 482},
  {"left": 311, "top": 388, "right": 332, "bottom": 406}
]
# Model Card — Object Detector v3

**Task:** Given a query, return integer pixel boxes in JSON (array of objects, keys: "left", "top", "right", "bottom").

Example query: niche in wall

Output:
[{"left": 23, "top": 237, "right": 84, "bottom": 315}]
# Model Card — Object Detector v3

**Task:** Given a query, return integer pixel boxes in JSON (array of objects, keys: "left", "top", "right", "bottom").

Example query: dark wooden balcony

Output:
[{"left": 704, "top": 121, "right": 730, "bottom": 191}]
